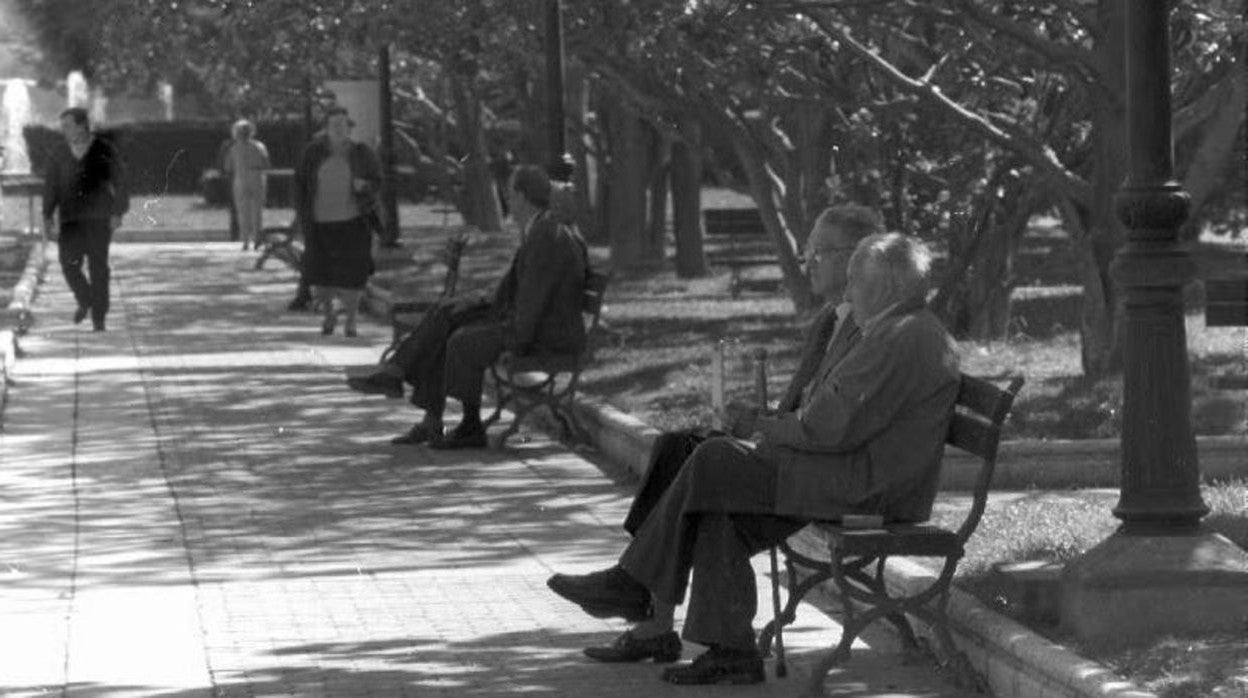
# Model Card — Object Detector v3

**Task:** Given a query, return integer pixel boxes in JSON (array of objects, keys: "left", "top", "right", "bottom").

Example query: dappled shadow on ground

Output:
[{"left": 4, "top": 244, "right": 637, "bottom": 592}]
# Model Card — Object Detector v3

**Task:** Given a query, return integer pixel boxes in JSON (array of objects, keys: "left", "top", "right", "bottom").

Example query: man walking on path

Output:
[{"left": 42, "top": 106, "right": 128, "bottom": 332}]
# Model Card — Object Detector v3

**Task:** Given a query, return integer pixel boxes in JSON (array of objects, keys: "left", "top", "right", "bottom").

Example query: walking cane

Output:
[{"left": 755, "top": 347, "right": 788, "bottom": 678}]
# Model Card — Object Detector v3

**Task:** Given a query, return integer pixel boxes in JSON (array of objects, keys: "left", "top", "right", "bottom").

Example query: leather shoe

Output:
[
  {"left": 662, "top": 646, "right": 764, "bottom": 685},
  {"left": 428, "top": 424, "right": 488, "bottom": 450},
  {"left": 72, "top": 305, "right": 89, "bottom": 324},
  {"left": 390, "top": 423, "right": 442, "bottom": 445},
  {"left": 347, "top": 373, "right": 403, "bottom": 399},
  {"left": 583, "top": 630, "right": 681, "bottom": 663},
  {"left": 547, "top": 566, "right": 652, "bottom": 622}
]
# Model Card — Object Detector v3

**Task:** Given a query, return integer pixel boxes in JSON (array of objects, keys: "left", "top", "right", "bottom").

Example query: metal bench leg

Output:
[
  {"left": 494, "top": 398, "right": 529, "bottom": 448},
  {"left": 767, "top": 546, "right": 788, "bottom": 678}
]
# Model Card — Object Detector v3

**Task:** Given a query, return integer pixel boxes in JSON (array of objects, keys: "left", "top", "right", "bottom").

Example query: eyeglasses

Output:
[{"left": 801, "top": 245, "right": 856, "bottom": 265}]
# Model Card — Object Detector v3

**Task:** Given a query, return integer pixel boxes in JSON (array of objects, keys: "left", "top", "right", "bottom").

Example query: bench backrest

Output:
[
  {"left": 703, "top": 208, "right": 764, "bottom": 236},
  {"left": 949, "top": 373, "right": 1025, "bottom": 542},
  {"left": 582, "top": 271, "right": 610, "bottom": 354},
  {"left": 438, "top": 232, "right": 470, "bottom": 298},
  {"left": 1205, "top": 278, "right": 1248, "bottom": 327}
]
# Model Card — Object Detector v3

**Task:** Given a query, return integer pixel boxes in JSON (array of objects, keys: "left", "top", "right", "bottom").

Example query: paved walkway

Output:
[{"left": 0, "top": 242, "right": 974, "bottom": 697}]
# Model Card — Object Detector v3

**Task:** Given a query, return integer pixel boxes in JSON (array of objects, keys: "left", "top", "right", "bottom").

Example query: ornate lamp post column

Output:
[
  {"left": 378, "top": 44, "right": 400, "bottom": 246},
  {"left": 1060, "top": 0, "right": 1248, "bottom": 647},
  {"left": 545, "top": 0, "right": 574, "bottom": 182}
]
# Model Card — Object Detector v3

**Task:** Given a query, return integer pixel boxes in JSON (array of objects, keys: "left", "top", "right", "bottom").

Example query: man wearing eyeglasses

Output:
[
  {"left": 564, "top": 204, "right": 883, "bottom": 667},
  {"left": 548, "top": 226, "right": 960, "bottom": 686}
]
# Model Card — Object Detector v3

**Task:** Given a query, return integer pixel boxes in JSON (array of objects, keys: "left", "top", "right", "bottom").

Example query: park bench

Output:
[
  {"left": 756, "top": 370, "right": 1024, "bottom": 694},
  {"left": 253, "top": 223, "right": 303, "bottom": 271},
  {"left": 484, "top": 269, "right": 609, "bottom": 447},
  {"left": 1205, "top": 277, "right": 1248, "bottom": 327},
  {"left": 702, "top": 207, "right": 779, "bottom": 297}
]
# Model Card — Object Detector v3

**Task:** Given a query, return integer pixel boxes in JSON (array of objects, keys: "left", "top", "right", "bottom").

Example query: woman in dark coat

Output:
[{"left": 294, "top": 106, "right": 382, "bottom": 337}]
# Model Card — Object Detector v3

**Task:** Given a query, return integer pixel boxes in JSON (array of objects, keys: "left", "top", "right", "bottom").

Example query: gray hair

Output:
[
  {"left": 231, "top": 119, "right": 255, "bottom": 140},
  {"left": 812, "top": 204, "right": 884, "bottom": 245},
  {"left": 848, "top": 232, "right": 934, "bottom": 306}
]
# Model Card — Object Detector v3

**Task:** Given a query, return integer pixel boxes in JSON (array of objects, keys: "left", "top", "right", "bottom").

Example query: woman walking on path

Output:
[
  {"left": 223, "top": 119, "right": 270, "bottom": 251},
  {"left": 294, "top": 106, "right": 382, "bottom": 337}
]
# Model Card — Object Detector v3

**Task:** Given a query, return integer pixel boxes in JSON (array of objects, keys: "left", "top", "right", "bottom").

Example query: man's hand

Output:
[
  {"left": 723, "top": 399, "right": 768, "bottom": 439},
  {"left": 109, "top": 215, "right": 122, "bottom": 233},
  {"left": 43, "top": 217, "right": 56, "bottom": 241}
]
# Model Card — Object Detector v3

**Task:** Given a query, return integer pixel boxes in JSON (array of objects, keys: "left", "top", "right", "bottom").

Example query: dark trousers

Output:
[
  {"left": 387, "top": 296, "right": 498, "bottom": 413},
  {"left": 619, "top": 436, "right": 806, "bottom": 651},
  {"left": 58, "top": 218, "right": 113, "bottom": 326},
  {"left": 624, "top": 429, "right": 719, "bottom": 535}
]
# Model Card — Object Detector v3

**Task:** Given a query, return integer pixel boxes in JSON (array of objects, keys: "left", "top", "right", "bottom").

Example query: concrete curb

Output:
[
  {"left": 1, "top": 239, "right": 48, "bottom": 416},
  {"left": 567, "top": 397, "right": 1161, "bottom": 698}
]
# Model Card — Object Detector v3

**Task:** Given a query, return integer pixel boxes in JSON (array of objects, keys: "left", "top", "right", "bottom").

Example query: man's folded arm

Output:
[{"left": 756, "top": 330, "right": 912, "bottom": 453}]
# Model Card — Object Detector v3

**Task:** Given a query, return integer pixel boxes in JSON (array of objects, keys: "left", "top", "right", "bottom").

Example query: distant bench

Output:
[
  {"left": 1205, "top": 253, "right": 1248, "bottom": 327},
  {"left": 703, "top": 207, "right": 779, "bottom": 297}
]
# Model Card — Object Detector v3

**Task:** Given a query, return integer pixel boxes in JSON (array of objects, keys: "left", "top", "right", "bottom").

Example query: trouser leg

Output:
[
  {"left": 443, "top": 321, "right": 504, "bottom": 406},
  {"left": 57, "top": 226, "right": 92, "bottom": 310},
  {"left": 683, "top": 512, "right": 806, "bottom": 651},
  {"left": 82, "top": 220, "right": 112, "bottom": 326},
  {"left": 623, "top": 429, "right": 710, "bottom": 536},
  {"left": 399, "top": 298, "right": 493, "bottom": 412},
  {"left": 619, "top": 436, "right": 779, "bottom": 606}
]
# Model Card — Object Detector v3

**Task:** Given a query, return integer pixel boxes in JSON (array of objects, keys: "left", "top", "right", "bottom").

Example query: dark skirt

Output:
[{"left": 303, "top": 217, "right": 373, "bottom": 289}]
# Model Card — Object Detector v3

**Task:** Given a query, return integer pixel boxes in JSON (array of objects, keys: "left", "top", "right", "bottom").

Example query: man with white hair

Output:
[{"left": 548, "top": 232, "right": 961, "bottom": 686}]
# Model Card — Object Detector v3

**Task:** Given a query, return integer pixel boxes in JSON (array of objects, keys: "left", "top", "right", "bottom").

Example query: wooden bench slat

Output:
[{"left": 1204, "top": 279, "right": 1248, "bottom": 327}]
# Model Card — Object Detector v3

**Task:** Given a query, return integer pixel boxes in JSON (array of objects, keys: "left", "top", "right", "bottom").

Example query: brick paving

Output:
[{"left": 0, "top": 242, "right": 975, "bottom": 697}]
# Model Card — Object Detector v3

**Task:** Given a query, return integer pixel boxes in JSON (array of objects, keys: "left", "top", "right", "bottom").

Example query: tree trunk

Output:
[
  {"left": 567, "top": 62, "right": 596, "bottom": 236},
  {"left": 730, "top": 135, "right": 816, "bottom": 313},
  {"left": 1181, "top": 63, "right": 1247, "bottom": 223},
  {"left": 643, "top": 124, "right": 669, "bottom": 265},
  {"left": 450, "top": 72, "right": 502, "bottom": 232},
  {"left": 604, "top": 95, "right": 651, "bottom": 269},
  {"left": 671, "top": 117, "right": 708, "bottom": 278}
]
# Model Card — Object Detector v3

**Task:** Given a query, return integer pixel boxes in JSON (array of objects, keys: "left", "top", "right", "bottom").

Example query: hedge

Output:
[{"left": 23, "top": 120, "right": 309, "bottom": 195}]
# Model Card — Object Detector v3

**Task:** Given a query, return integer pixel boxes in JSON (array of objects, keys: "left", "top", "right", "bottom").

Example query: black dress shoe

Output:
[
  {"left": 428, "top": 424, "right": 488, "bottom": 450},
  {"left": 584, "top": 630, "right": 681, "bottom": 663},
  {"left": 661, "top": 646, "right": 765, "bottom": 685},
  {"left": 72, "top": 305, "right": 90, "bottom": 324},
  {"left": 547, "top": 566, "right": 652, "bottom": 622},
  {"left": 390, "top": 423, "right": 442, "bottom": 445},
  {"left": 346, "top": 373, "right": 404, "bottom": 399}
]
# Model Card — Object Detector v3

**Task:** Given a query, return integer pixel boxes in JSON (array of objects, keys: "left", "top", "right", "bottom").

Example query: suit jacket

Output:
[
  {"left": 492, "top": 209, "right": 588, "bottom": 357},
  {"left": 776, "top": 303, "right": 841, "bottom": 413},
  {"left": 756, "top": 299, "right": 960, "bottom": 523},
  {"left": 42, "top": 136, "right": 129, "bottom": 223}
]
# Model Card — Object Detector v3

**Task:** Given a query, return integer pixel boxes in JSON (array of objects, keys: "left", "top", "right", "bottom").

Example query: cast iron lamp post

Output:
[
  {"left": 545, "top": 0, "right": 574, "bottom": 182},
  {"left": 1059, "top": 0, "right": 1248, "bottom": 646}
]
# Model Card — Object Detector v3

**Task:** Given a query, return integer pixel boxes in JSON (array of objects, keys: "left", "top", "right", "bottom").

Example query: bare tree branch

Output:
[
  {"left": 948, "top": 0, "right": 1101, "bottom": 83},
  {"left": 802, "top": 10, "right": 1091, "bottom": 204}
]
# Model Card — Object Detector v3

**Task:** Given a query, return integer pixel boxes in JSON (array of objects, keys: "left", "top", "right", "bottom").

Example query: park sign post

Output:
[{"left": 1059, "top": 0, "right": 1248, "bottom": 646}]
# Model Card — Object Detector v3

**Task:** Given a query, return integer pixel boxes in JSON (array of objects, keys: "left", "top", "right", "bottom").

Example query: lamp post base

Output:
[{"left": 1061, "top": 529, "right": 1248, "bottom": 648}]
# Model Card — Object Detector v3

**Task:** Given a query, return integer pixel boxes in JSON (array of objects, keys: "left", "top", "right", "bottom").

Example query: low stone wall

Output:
[{"left": 1, "top": 239, "right": 47, "bottom": 419}]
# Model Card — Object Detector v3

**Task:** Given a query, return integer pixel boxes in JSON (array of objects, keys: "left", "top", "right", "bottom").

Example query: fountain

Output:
[
  {"left": 66, "top": 69, "right": 88, "bottom": 108},
  {"left": 1, "top": 78, "right": 31, "bottom": 174},
  {"left": 0, "top": 78, "right": 39, "bottom": 234}
]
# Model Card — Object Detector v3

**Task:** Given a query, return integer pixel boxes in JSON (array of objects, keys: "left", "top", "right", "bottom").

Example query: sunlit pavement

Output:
[{"left": 0, "top": 242, "right": 975, "bottom": 697}]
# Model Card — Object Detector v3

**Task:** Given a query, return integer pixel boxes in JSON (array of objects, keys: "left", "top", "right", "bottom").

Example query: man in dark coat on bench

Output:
[
  {"left": 347, "top": 164, "right": 588, "bottom": 449},
  {"left": 547, "top": 231, "right": 961, "bottom": 686}
]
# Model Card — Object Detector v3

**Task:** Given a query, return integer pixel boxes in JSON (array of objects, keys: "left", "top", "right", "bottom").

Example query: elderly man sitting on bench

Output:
[
  {"left": 347, "top": 165, "right": 589, "bottom": 449},
  {"left": 547, "top": 231, "right": 961, "bottom": 686}
]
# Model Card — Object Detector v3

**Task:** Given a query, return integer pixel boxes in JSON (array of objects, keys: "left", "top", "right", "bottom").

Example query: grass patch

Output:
[{"left": 927, "top": 481, "right": 1248, "bottom": 697}]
